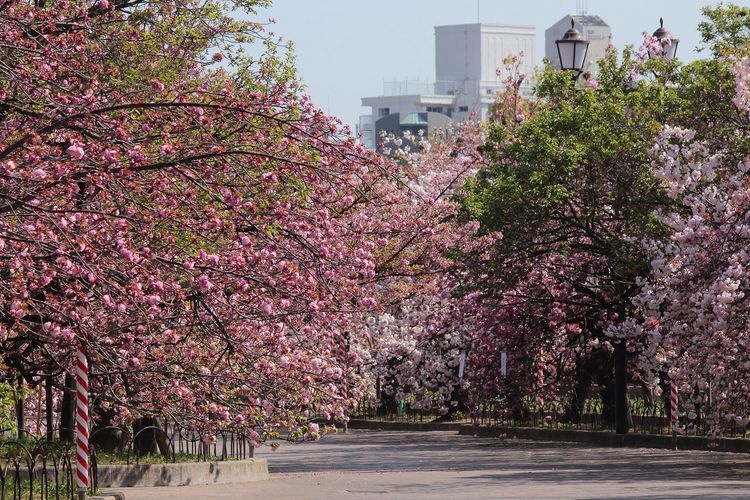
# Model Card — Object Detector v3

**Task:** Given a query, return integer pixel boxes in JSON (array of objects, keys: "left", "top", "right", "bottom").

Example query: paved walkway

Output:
[{"left": 118, "top": 429, "right": 750, "bottom": 499}]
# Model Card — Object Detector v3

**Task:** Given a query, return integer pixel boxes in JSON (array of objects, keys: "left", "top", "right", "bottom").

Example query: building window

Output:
[
  {"left": 426, "top": 106, "right": 444, "bottom": 114},
  {"left": 459, "top": 106, "right": 469, "bottom": 112},
  {"left": 446, "top": 107, "right": 454, "bottom": 117},
  {"left": 378, "top": 107, "right": 390, "bottom": 117}
]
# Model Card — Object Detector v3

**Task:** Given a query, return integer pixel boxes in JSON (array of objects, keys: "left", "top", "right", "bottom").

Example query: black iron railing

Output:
[
  {"left": 0, "top": 432, "right": 76, "bottom": 500},
  {"left": 0, "top": 420, "right": 257, "bottom": 500},
  {"left": 351, "top": 385, "right": 749, "bottom": 439}
]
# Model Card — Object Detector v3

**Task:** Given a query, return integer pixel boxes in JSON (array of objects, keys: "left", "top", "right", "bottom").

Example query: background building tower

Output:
[{"left": 359, "top": 22, "right": 535, "bottom": 150}]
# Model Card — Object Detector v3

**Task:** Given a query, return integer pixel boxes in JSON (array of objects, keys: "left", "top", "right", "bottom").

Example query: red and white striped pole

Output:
[
  {"left": 670, "top": 380, "right": 679, "bottom": 429},
  {"left": 75, "top": 348, "right": 90, "bottom": 499},
  {"left": 670, "top": 380, "right": 679, "bottom": 449}
]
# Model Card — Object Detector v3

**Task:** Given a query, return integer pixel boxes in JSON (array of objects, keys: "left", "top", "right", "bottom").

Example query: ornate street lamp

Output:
[
  {"left": 649, "top": 18, "right": 679, "bottom": 61},
  {"left": 556, "top": 19, "right": 590, "bottom": 78}
]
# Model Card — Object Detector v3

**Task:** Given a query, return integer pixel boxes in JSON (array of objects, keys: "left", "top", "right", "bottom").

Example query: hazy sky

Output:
[{"left": 257, "top": 0, "right": 730, "bottom": 131}]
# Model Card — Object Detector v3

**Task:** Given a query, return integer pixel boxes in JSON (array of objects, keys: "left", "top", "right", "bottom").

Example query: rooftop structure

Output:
[{"left": 359, "top": 23, "right": 535, "bottom": 150}]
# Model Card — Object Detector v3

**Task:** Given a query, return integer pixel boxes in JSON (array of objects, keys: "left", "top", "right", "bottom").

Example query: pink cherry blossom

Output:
[{"left": 66, "top": 144, "right": 85, "bottom": 159}]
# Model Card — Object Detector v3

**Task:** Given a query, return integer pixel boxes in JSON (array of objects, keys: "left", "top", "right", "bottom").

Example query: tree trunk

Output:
[
  {"left": 435, "top": 385, "right": 468, "bottom": 422},
  {"left": 15, "top": 377, "right": 24, "bottom": 439},
  {"left": 566, "top": 374, "right": 590, "bottom": 425},
  {"left": 599, "top": 381, "right": 616, "bottom": 427},
  {"left": 133, "top": 417, "right": 159, "bottom": 455},
  {"left": 59, "top": 372, "right": 76, "bottom": 442},
  {"left": 45, "top": 376, "right": 54, "bottom": 441},
  {"left": 155, "top": 423, "right": 170, "bottom": 456},
  {"left": 90, "top": 402, "right": 128, "bottom": 453},
  {"left": 614, "top": 341, "right": 629, "bottom": 434}
]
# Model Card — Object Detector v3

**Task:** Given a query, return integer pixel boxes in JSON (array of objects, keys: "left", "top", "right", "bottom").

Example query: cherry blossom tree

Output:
[
  {"left": 0, "top": 0, "right": 406, "bottom": 442},
  {"left": 456, "top": 48, "right": 679, "bottom": 426},
  {"left": 466, "top": 252, "right": 622, "bottom": 421},
  {"left": 364, "top": 289, "right": 470, "bottom": 416},
  {"left": 351, "top": 125, "right": 500, "bottom": 418},
  {"left": 616, "top": 57, "right": 750, "bottom": 436},
  {"left": 357, "top": 6, "right": 750, "bottom": 431}
]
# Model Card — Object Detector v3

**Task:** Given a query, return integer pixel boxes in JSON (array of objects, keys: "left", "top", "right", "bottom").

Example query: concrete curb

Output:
[
  {"left": 347, "top": 419, "right": 750, "bottom": 453},
  {"left": 89, "top": 491, "right": 125, "bottom": 500},
  {"left": 96, "top": 458, "right": 269, "bottom": 488},
  {"left": 459, "top": 425, "right": 750, "bottom": 452},
  {"left": 347, "top": 420, "right": 464, "bottom": 432}
]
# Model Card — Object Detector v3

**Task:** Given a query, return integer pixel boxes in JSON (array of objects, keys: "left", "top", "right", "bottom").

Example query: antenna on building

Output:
[
  {"left": 476, "top": 0, "right": 480, "bottom": 22},
  {"left": 575, "top": 0, "right": 588, "bottom": 15}
]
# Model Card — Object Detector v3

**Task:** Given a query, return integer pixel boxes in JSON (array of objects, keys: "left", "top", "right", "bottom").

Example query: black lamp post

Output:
[
  {"left": 555, "top": 20, "right": 590, "bottom": 78},
  {"left": 649, "top": 18, "right": 679, "bottom": 61},
  {"left": 556, "top": 18, "right": 629, "bottom": 435}
]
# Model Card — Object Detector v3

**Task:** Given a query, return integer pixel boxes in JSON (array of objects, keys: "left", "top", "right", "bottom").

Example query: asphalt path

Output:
[{"left": 119, "top": 429, "right": 750, "bottom": 499}]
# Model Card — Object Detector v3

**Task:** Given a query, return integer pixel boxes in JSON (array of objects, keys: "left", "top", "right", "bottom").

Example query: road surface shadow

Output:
[{"left": 258, "top": 429, "right": 750, "bottom": 485}]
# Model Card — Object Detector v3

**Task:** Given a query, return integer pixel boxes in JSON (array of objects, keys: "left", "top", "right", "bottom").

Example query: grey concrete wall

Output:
[{"left": 96, "top": 458, "right": 269, "bottom": 488}]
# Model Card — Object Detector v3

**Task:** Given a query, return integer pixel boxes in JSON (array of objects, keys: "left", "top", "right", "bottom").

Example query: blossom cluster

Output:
[{"left": 613, "top": 58, "right": 750, "bottom": 435}]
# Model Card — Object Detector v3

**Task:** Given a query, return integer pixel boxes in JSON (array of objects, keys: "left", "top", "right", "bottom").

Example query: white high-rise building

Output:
[{"left": 359, "top": 23, "right": 535, "bottom": 150}]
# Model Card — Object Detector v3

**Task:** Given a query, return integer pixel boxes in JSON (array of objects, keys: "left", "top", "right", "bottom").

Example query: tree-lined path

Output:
[{"left": 120, "top": 430, "right": 750, "bottom": 499}]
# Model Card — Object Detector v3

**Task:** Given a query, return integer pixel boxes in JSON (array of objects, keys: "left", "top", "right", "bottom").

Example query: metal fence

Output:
[
  {"left": 0, "top": 421, "right": 255, "bottom": 500},
  {"left": 0, "top": 433, "right": 76, "bottom": 500},
  {"left": 352, "top": 385, "right": 749, "bottom": 439},
  {"left": 161, "top": 420, "right": 254, "bottom": 462}
]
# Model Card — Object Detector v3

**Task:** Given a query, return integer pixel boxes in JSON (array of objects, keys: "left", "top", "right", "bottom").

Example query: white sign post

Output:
[
  {"left": 458, "top": 349, "right": 467, "bottom": 379},
  {"left": 500, "top": 351, "right": 507, "bottom": 377}
]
